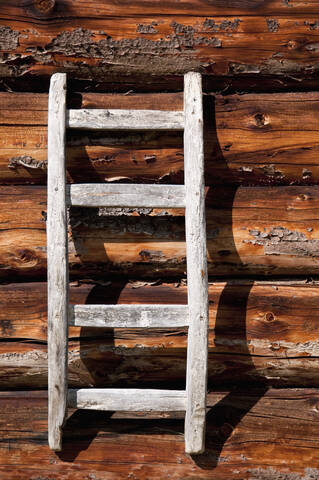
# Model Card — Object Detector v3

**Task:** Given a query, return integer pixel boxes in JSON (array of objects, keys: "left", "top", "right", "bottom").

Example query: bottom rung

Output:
[{"left": 68, "top": 388, "right": 186, "bottom": 412}]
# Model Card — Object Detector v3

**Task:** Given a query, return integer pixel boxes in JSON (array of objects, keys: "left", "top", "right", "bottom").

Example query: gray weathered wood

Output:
[
  {"left": 69, "top": 304, "right": 189, "bottom": 328},
  {"left": 67, "top": 109, "right": 184, "bottom": 130},
  {"left": 183, "top": 72, "right": 209, "bottom": 455},
  {"left": 67, "top": 184, "right": 186, "bottom": 208},
  {"left": 46, "top": 71, "right": 207, "bottom": 455},
  {"left": 68, "top": 389, "right": 186, "bottom": 411},
  {"left": 47, "top": 73, "right": 68, "bottom": 452}
]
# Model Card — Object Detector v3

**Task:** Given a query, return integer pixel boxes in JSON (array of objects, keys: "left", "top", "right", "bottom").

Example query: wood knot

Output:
[
  {"left": 287, "top": 40, "right": 299, "bottom": 50},
  {"left": 297, "top": 193, "right": 310, "bottom": 201},
  {"left": 254, "top": 112, "right": 269, "bottom": 127},
  {"left": 265, "top": 312, "right": 275, "bottom": 322},
  {"left": 25, "top": 0, "right": 55, "bottom": 17},
  {"left": 12, "top": 249, "right": 39, "bottom": 268}
]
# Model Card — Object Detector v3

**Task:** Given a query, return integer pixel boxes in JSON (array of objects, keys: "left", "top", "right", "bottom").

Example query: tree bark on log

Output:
[
  {"left": 0, "top": 389, "right": 319, "bottom": 479},
  {"left": 1, "top": 185, "right": 319, "bottom": 279},
  {"left": 2, "top": 280, "right": 319, "bottom": 388}
]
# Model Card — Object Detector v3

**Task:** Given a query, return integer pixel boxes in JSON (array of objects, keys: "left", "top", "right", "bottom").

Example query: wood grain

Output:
[
  {"left": 2, "top": 91, "right": 319, "bottom": 186},
  {"left": 0, "top": 389, "right": 319, "bottom": 479},
  {"left": 4, "top": 0, "right": 319, "bottom": 18},
  {"left": 184, "top": 72, "right": 208, "bottom": 454},
  {"left": 67, "top": 184, "right": 186, "bottom": 208},
  {"left": 68, "top": 388, "right": 187, "bottom": 411},
  {"left": 67, "top": 108, "right": 184, "bottom": 130},
  {"left": 47, "top": 72, "right": 69, "bottom": 451},
  {"left": 69, "top": 304, "right": 189, "bottom": 328},
  {"left": 2, "top": 280, "right": 319, "bottom": 388}
]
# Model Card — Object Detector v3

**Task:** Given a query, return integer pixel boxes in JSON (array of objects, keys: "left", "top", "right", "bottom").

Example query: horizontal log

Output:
[
  {"left": 69, "top": 304, "right": 189, "bottom": 328},
  {"left": 3, "top": 11, "right": 319, "bottom": 83},
  {"left": 2, "top": 280, "right": 319, "bottom": 388},
  {"left": 1, "top": 91, "right": 319, "bottom": 186},
  {"left": 2, "top": 185, "right": 319, "bottom": 278},
  {"left": 5, "top": 0, "right": 319, "bottom": 18},
  {"left": 0, "top": 389, "right": 319, "bottom": 479},
  {"left": 67, "top": 184, "right": 186, "bottom": 208}
]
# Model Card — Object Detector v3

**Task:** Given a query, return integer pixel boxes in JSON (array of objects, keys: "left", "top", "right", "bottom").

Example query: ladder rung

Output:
[
  {"left": 68, "top": 389, "right": 187, "bottom": 411},
  {"left": 69, "top": 304, "right": 189, "bottom": 328},
  {"left": 66, "top": 183, "right": 186, "bottom": 208},
  {"left": 67, "top": 109, "right": 184, "bottom": 130}
]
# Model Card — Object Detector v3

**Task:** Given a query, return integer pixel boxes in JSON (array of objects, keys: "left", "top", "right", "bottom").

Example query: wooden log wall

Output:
[
  {"left": 3, "top": 0, "right": 319, "bottom": 477},
  {"left": 2, "top": 389, "right": 319, "bottom": 479}
]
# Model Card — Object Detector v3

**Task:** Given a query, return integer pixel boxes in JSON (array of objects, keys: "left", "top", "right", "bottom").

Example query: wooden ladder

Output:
[{"left": 47, "top": 72, "right": 209, "bottom": 455}]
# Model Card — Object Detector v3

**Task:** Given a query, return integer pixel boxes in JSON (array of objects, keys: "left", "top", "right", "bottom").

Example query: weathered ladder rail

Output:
[{"left": 47, "top": 72, "right": 209, "bottom": 454}]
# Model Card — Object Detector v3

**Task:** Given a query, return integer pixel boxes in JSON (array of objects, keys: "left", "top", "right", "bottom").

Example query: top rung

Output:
[{"left": 67, "top": 109, "right": 184, "bottom": 131}]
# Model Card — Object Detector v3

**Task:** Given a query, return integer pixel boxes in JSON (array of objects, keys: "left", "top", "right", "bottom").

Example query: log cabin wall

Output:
[{"left": 2, "top": 1, "right": 319, "bottom": 478}]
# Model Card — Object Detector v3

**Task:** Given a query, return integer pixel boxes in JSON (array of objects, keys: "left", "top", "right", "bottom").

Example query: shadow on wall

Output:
[
  {"left": 58, "top": 95, "right": 269, "bottom": 468},
  {"left": 193, "top": 96, "right": 268, "bottom": 468}
]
